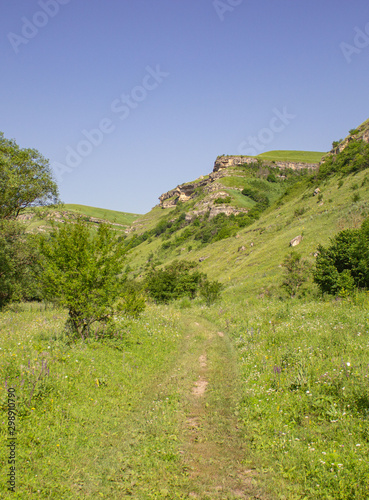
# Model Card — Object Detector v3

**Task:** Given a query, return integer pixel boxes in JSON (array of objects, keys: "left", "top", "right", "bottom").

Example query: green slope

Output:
[
  {"left": 64, "top": 204, "right": 140, "bottom": 225},
  {"left": 125, "top": 166, "right": 369, "bottom": 296},
  {"left": 256, "top": 150, "right": 325, "bottom": 163}
]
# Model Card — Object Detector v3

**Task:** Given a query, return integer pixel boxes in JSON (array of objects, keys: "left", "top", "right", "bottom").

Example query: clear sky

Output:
[{"left": 1, "top": 0, "right": 369, "bottom": 214}]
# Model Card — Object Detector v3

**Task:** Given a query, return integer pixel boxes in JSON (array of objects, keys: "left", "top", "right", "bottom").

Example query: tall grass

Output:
[{"left": 201, "top": 293, "right": 369, "bottom": 499}]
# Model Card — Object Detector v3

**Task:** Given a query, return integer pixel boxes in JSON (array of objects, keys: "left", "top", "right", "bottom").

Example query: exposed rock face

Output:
[
  {"left": 213, "top": 156, "right": 319, "bottom": 172},
  {"left": 158, "top": 154, "right": 320, "bottom": 211},
  {"left": 329, "top": 118, "right": 369, "bottom": 155},
  {"left": 159, "top": 178, "right": 210, "bottom": 208}
]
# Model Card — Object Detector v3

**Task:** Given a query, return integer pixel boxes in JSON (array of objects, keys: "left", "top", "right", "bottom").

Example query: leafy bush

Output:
[
  {"left": 281, "top": 251, "right": 311, "bottom": 298},
  {"left": 317, "top": 140, "right": 369, "bottom": 180},
  {"left": 146, "top": 260, "right": 205, "bottom": 303},
  {"left": 38, "top": 219, "right": 126, "bottom": 336},
  {"left": 199, "top": 279, "right": 224, "bottom": 306},
  {"left": 214, "top": 196, "right": 231, "bottom": 204},
  {"left": 267, "top": 173, "right": 278, "bottom": 182},
  {"left": 314, "top": 218, "right": 369, "bottom": 295},
  {"left": 0, "top": 221, "right": 41, "bottom": 307}
]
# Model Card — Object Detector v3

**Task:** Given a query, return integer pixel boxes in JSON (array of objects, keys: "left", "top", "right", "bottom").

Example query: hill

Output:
[
  {"left": 17, "top": 204, "right": 140, "bottom": 235},
  {"left": 121, "top": 122, "right": 369, "bottom": 295}
]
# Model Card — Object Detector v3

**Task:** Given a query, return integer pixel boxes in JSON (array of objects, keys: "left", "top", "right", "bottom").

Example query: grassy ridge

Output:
[
  {"left": 64, "top": 204, "right": 140, "bottom": 225},
  {"left": 256, "top": 150, "right": 325, "bottom": 163}
]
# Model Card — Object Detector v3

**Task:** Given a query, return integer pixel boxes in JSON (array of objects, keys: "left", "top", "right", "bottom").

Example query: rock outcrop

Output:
[
  {"left": 213, "top": 156, "right": 319, "bottom": 172},
  {"left": 329, "top": 118, "right": 369, "bottom": 155}
]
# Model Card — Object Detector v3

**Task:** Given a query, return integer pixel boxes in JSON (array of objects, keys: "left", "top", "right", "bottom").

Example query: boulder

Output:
[{"left": 290, "top": 235, "right": 303, "bottom": 247}]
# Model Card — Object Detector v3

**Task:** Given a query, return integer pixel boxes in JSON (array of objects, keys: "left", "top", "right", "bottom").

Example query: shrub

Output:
[
  {"left": 281, "top": 252, "right": 311, "bottom": 298},
  {"left": 199, "top": 279, "right": 224, "bottom": 306},
  {"left": 317, "top": 140, "right": 369, "bottom": 180},
  {"left": 214, "top": 196, "right": 231, "bottom": 204},
  {"left": 352, "top": 192, "right": 361, "bottom": 203},
  {"left": 0, "top": 221, "right": 41, "bottom": 308},
  {"left": 314, "top": 218, "right": 369, "bottom": 295},
  {"left": 146, "top": 260, "right": 205, "bottom": 304},
  {"left": 267, "top": 173, "right": 278, "bottom": 183},
  {"left": 38, "top": 219, "right": 126, "bottom": 337}
]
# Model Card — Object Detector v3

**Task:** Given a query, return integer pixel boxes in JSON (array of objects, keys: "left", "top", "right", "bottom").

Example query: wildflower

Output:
[{"left": 346, "top": 362, "right": 351, "bottom": 367}]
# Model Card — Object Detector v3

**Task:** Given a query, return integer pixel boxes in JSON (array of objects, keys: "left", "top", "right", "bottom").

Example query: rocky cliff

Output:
[
  {"left": 329, "top": 118, "right": 369, "bottom": 155},
  {"left": 158, "top": 155, "right": 319, "bottom": 209},
  {"left": 213, "top": 156, "right": 319, "bottom": 172}
]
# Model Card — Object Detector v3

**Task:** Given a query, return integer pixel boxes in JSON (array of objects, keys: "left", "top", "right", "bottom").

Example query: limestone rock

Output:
[{"left": 290, "top": 235, "right": 303, "bottom": 247}]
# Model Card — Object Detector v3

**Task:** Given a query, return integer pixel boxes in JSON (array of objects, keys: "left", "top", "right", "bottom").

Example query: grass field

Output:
[
  {"left": 256, "top": 151, "right": 326, "bottom": 163},
  {"left": 1, "top": 293, "right": 368, "bottom": 498}
]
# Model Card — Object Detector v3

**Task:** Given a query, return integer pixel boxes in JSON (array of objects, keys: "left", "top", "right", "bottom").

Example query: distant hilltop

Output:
[
  {"left": 159, "top": 151, "right": 322, "bottom": 209},
  {"left": 213, "top": 155, "right": 319, "bottom": 172}
]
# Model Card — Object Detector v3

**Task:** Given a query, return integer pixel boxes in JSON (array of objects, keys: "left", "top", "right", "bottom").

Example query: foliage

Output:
[
  {"left": 241, "top": 186, "right": 270, "bottom": 207},
  {"left": 214, "top": 196, "right": 231, "bottom": 204},
  {"left": 0, "top": 220, "right": 41, "bottom": 308},
  {"left": 146, "top": 260, "right": 205, "bottom": 303},
  {"left": 266, "top": 172, "right": 277, "bottom": 182},
  {"left": 38, "top": 219, "right": 126, "bottom": 336},
  {"left": 281, "top": 251, "right": 311, "bottom": 298},
  {"left": 0, "top": 132, "right": 59, "bottom": 219},
  {"left": 314, "top": 218, "right": 369, "bottom": 295},
  {"left": 317, "top": 140, "right": 369, "bottom": 181},
  {"left": 116, "top": 279, "right": 146, "bottom": 318},
  {"left": 199, "top": 279, "right": 224, "bottom": 306}
]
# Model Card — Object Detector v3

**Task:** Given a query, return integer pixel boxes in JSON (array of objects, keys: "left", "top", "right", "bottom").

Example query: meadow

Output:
[
  {"left": 200, "top": 293, "right": 369, "bottom": 499},
  {"left": 1, "top": 292, "right": 368, "bottom": 499}
]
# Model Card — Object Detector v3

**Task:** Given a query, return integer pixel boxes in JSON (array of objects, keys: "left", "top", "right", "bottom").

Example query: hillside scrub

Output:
[
  {"left": 145, "top": 260, "right": 223, "bottom": 305},
  {"left": 317, "top": 140, "right": 369, "bottom": 181},
  {"left": 314, "top": 217, "right": 369, "bottom": 296},
  {"left": 146, "top": 260, "right": 205, "bottom": 303}
]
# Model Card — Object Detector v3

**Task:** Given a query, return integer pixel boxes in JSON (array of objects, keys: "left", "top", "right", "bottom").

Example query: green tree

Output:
[
  {"left": 0, "top": 132, "right": 59, "bottom": 219},
  {"left": 0, "top": 220, "right": 40, "bottom": 307},
  {"left": 38, "top": 220, "right": 126, "bottom": 336},
  {"left": 0, "top": 133, "right": 59, "bottom": 307}
]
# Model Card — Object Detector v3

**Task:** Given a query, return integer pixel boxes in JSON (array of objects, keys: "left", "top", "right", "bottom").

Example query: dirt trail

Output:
[{"left": 178, "top": 315, "right": 271, "bottom": 500}]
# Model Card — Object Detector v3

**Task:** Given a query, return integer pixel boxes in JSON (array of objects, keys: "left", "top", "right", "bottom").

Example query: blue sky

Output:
[{"left": 1, "top": 0, "right": 369, "bottom": 214}]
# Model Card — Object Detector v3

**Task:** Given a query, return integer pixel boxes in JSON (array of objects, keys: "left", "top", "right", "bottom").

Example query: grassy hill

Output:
[
  {"left": 18, "top": 204, "right": 140, "bottom": 235},
  {"left": 256, "top": 150, "right": 325, "bottom": 163},
  {"left": 63, "top": 204, "right": 140, "bottom": 226}
]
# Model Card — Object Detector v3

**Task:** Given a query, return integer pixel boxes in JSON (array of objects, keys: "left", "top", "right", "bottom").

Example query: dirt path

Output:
[{"left": 177, "top": 314, "right": 271, "bottom": 500}]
